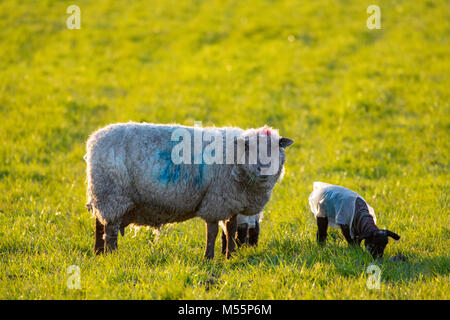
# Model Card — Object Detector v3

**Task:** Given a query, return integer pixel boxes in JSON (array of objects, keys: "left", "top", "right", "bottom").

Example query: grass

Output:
[{"left": 0, "top": 0, "right": 449, "bottom": 299}]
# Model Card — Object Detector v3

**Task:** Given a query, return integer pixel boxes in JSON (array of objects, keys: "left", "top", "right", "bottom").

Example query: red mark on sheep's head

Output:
[{"left": 260, "top": 127, "right": 272, "bottom": 136}]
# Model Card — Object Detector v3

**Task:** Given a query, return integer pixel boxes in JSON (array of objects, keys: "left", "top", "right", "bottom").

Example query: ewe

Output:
[{"left": 85, "top": 122, "right": 293, "bottom": 259}]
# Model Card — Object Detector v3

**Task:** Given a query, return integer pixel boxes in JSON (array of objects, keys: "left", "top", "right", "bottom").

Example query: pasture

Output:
[{"left": 0, "top": 0, "right": 448, "bottom": 299}]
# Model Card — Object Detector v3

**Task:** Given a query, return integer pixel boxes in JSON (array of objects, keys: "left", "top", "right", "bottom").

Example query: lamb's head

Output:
[
  {"left": 360, "top": 229, "right": 401, "bottom": 259},
  {"left": 233, "top": 126, "right": 293, "bottom": 187}
]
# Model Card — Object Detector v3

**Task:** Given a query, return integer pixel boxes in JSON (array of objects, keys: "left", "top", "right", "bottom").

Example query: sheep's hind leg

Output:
[
  {"left": 221, "top": 229, "right": 227, "bottom": 255},
  {"left": 94, "top": 218, "right": 105, "bottom": 255},
  {"left": 204, "top": 221, "right": 218, "bottom": 260},
  {"left": 105, "top": 223, "right": 120, "bottom": 253}
]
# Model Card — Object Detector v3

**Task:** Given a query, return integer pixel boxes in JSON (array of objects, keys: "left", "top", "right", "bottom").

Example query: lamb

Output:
[
  {"left": 220, "top": 212, "right": 263, "bottom": 254},
  {"left": 85, "top": 122, "right": 293, "bottom": 259},
  {"left": 308, "top": 182, "right": 400, "bottom": 259}
]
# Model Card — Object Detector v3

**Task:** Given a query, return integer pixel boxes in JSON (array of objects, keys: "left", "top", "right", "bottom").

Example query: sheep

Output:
[
  {"left": 308, "top": 182, "right": 400, "bottom": 259},
  {"left": 220, "top": 212, "right": 263, "bottom": 254},
  {"left": 85, "top": 122, "right": 293, "bottom": 259}
]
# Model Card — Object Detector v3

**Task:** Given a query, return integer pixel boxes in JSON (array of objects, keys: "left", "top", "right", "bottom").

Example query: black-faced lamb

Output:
[
  {"left": 308, "top": 182, "right": 400, "bottom": 259},
  {"left": 220, "top": 212, "right": 263, "bottom": 254}
]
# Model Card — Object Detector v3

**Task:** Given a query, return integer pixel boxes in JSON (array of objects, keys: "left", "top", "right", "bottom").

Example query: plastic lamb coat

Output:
[{"left": 309, "top": 182, "right": 376, "bottom": 239}]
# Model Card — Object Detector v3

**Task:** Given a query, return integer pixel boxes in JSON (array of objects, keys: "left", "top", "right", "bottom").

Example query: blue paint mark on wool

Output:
[
  {"left": 195, "top": 162, "right": 205, "bottom": 187},
  {"left": 157, "top": 150, "right": 207, "bottom": 187},
  {"left": 158, "top": 151, "right": 181, "bottom": 183}
]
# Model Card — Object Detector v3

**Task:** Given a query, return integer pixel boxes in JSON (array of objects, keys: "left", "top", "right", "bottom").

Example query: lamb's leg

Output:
[
  {"left": 248, "top": 221, "right": 259, "bottom": 246},
  {"left": 316, "top": 217, "right": 328, "bottom": 245},
  {"left": 236, "top": 223, "right": 248, "bottom": 247},
  {"left": 340, "top": 224, "right": 359, "bottom": 247},
  {"left": 204, "top": 221, "right": 218, "bottom": 260},
  {"left": 94, "top": 218, "right": 105, "bottom": 255},
  {"left": 225, "top": 215, "right": 238, "bottom": 259},
  {"left": 105, "top": 223, "right": 120, "bottom": 253}
]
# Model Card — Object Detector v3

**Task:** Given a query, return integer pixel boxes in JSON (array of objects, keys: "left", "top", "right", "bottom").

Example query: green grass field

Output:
[{"left": 0, "top": 0, "right": 448, "bottom": 299}]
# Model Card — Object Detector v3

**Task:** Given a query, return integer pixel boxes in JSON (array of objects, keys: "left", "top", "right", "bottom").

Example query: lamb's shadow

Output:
[
  {"left": 230, "top": 236, "right": 449, "bottom": 284},
  {"left": 371, "top": 254, "right": 450, "bottom": 283}
]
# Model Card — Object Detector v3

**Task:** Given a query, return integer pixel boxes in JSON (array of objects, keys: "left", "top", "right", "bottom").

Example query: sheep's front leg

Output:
[
  {"left": 204, "top": 221, "right": 218, "bottom": 260},
  {"left": 94, "top": 218, "right": 105, "bottom": 255},
  {"left": 105, "top": 223, "right": 120, "bottom": 253},
  {"left": 225, "top": 215, "right": 238, "bottom": 259}
]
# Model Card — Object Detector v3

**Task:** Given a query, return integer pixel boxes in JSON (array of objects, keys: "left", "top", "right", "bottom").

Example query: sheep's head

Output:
[
  {"left": 234, "top": 126, "right": 293, "bottom": 185},
  {"left": 360, "top": 229, "right": 400, "bottom": 259}
]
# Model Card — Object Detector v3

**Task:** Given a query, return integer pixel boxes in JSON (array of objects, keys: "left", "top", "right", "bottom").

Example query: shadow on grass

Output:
[
  {"left": 225, "top": 236, "right": 449, "bottom": 284},
  {"left": 79, "top": 227, "right": 448, "bottom": 289}
]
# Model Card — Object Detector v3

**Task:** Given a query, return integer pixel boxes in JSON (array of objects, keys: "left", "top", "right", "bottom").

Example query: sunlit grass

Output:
[{"left": 0, "top": 0, "right": 448, "bottom": 299}]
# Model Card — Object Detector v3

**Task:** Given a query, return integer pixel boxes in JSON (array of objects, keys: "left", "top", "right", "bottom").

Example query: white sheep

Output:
[{"left": 85, "top": 122, "right": 293, "bottom": 259}]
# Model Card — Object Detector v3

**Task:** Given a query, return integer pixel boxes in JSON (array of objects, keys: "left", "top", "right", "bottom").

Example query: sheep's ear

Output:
[
  {"left": 386, "top": 230, "right": 400, "bottom": 240},
  {"left": 279, "top": 137, "right": 294, "bottom": 148}
]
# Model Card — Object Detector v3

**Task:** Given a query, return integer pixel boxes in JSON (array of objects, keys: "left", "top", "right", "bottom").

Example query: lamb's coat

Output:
[
  {"left": 237, "top": 212, "right": 263, "bottom": 228},
  {"left": 309, "top": 182, "right": 376, "bottom": 238}
]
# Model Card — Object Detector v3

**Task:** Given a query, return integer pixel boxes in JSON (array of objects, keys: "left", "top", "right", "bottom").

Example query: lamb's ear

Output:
[
  {"left": 359, "top": 231, "right": 374, "bottom": 240},
  {"left": 279, "top": 137, "right": 294, "bottom": 148},
  {"left": 386, "top": 230, "right": 400, "bottom": 240}
]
